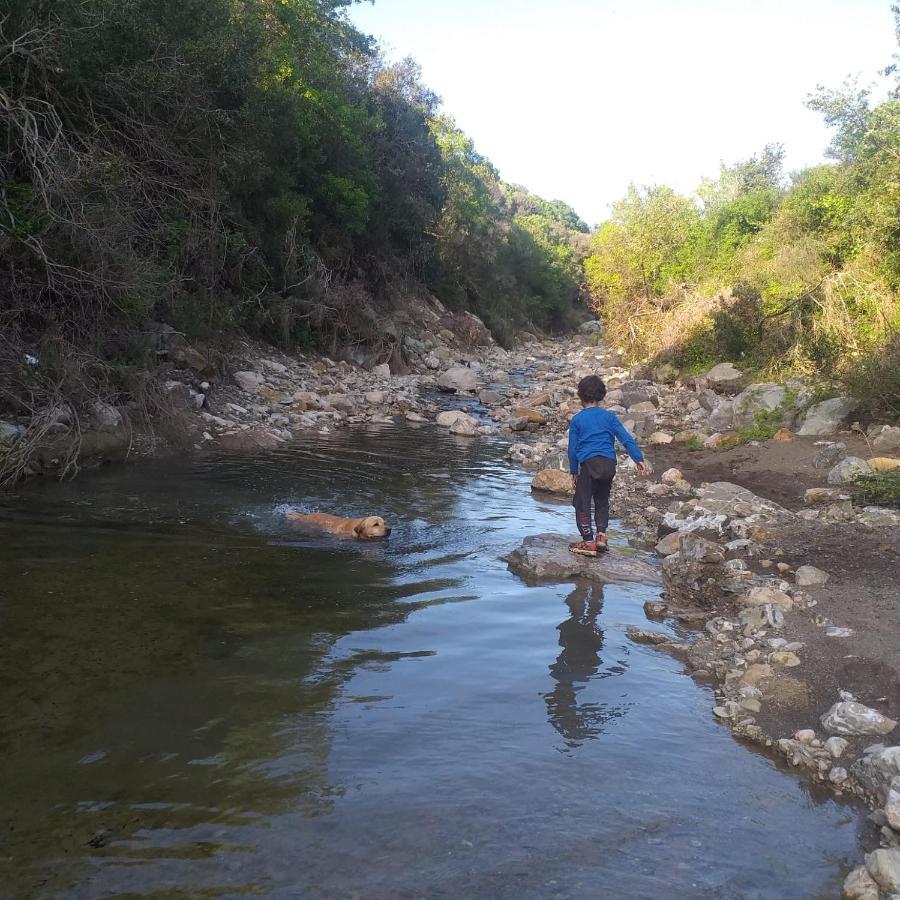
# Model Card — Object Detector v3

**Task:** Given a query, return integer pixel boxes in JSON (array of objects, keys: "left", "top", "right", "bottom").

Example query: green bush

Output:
[{"left": 854, "top": 470, "right": 900, "bottom": 507}]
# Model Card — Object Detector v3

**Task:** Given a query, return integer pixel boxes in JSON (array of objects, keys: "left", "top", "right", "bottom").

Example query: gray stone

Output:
[
  {"left": 827, "top": 456, "right": 875, "bottom": 485},
  {"left": 708, "top": 398, "right": 735, "bottom": 431},
  {"left": 885, "top": 777, "right": 900, "bottom": 830},
  {"left": 233, "top": 370, "right": 264, "bottom": 392},
  {"left": 478, "top": 389, "right": 503, "bottom": 405},
  {"left": 90, "top": 400, "right": 123, "bottom": 430},
  {"left": 797, "top": 397, "right": 858, "bottom": 436},
  {"left": 626, "top": 625, "right": 671, "bottom": 646},
  {"left": 795, "top": 565, "right": 829, "bottom": 587},
  {"left": 853, "top": 746, "right": 900, "bottom": 802},
  {"left": 617, "top": 380, "right": 658, "bottom": 408},
  {"left": 858, "top": 507, "right": 900, "bottom": 528},
  {"left": 821, "top": 701, "right": 897, "bottom": 737},
  {"left": 0, "top": 421, "right": 25, "bottom": 443},
  {"left": 437, "top": 367, "right": 479, "bottom": 393},
  {"left": 824, "top": 736, "right": 849, "bottom": 758},
  {"left": 372, "top": 363, "right": 392, "bottom": 377},
  {"left": 733, "top": 383, "right": 786, "bottom": 429},
  {"left": 655, "top": 532, "right": 683, "bottom": 556},
  {"left": 814, "top": 442, "right": 848, "bottom": 469},
  {"left": 843, "top": 865, "right": 880, "bottom": 900},
  {"left": 705, "top": 362, "right": 745, "bottom": 393},
  {"left": 449, "top": 417, "right": 477, "bottom": 436},
  {"left": 436, "top": 410, "right": 476, "bottom": 429},
  {"left": 578, "top": 320, "right": 602, "bottom": 335},
  {"left": 871, "top": 425, "right": 900, "bottom": 453},
  {"left": 505, "top": 534, "right": 661, "bottom": 586},
  {"left": 866, "top": 849, "right": 900, "bottom": 894}
]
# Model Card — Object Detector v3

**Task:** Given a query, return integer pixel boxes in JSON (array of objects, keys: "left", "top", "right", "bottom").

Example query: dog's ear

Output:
[{"left": 354, "top": 521, "right": 366, "bottom": 535}]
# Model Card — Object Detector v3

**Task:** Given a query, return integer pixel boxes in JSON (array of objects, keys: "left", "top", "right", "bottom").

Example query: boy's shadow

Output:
[{"left": 544, "top": 582, "right": 627, "bottom": 749}]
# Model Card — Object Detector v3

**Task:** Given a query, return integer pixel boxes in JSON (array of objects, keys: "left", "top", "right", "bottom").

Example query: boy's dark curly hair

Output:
[{"left": 577, "top": 374, "right": 607, "bottom": 404}]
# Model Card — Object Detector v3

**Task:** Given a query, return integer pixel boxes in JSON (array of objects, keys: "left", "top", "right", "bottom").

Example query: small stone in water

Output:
[{"left": 794, "top": 729, "right": 816, "bottom": 743}]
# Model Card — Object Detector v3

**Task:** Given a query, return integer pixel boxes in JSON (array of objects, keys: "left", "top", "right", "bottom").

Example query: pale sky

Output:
[{"left": 349, "top": 0, "right": 897, "bottom": 224}]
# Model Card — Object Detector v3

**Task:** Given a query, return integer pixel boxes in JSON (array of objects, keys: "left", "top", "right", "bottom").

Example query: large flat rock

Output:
[{"left": 505, "top": 534, "right": 662, "bottom": 586}]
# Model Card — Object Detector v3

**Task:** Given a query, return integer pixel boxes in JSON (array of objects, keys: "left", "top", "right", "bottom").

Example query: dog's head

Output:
[{"left": 354, "top": 516, "right": 391, "bottom": 539}]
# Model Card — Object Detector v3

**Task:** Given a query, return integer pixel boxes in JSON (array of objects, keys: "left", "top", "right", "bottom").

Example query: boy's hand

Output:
[
  {"left": 636, "top": 461, "right": 648, "bottom": 477},
  {"left": 571, "top": 474, "right": 578, "bottom": 490}
]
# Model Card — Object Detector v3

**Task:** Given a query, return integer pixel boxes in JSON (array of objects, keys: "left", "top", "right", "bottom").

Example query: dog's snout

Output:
[{"left": 384, "top": 527, "right": 392, "bottom": 535}]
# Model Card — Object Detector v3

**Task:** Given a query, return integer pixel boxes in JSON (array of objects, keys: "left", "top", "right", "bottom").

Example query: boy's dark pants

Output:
[{"left": 573, "top": 456, "right": 616, "bottom": 540}]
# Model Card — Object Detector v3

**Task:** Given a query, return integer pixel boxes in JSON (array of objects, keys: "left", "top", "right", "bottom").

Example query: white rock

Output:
[
  {"left": 795, "top": 565, "right": 829, "bottom": 587},
  {"left": 828, "top": 457, "right": 875, "bottom": 485},
  {"left": 365, "top": 390, "right": 386, "bottom": 405},
  {"left": 828, "top": 766, "right": 848, "bottom": 784},
  {"left": 661, "top": 467, "right": 683, "bottom": 485},
  {"left": 437, "top": 366, "right": 479, "bottom": 393},
  {"left": 372, "top": 363, "right": 391, "bottom": 377},
  {"left": 866, "top": 849, "right": 900, "bottom": 894},
  {"left": 797, "top": 397, "right": 858, "bottom": 436},
  {"left": 824, "top": 736, "right": 848, "bottom": 758},
  {"left": 649, "top": 431, "right": 673, "bottom": 444},
  {"left": 821, "top": 701, "right": 898, "bottom": 737}
]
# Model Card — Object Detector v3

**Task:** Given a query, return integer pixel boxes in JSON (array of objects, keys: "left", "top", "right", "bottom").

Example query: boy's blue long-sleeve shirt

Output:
[{"left": 567, "top": 406, "right": 644, "bottom": 474}]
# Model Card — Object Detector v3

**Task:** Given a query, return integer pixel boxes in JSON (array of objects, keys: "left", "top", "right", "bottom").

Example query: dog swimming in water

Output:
[{"left": 285, "top": 511, "right": 392, "bottom": 540}]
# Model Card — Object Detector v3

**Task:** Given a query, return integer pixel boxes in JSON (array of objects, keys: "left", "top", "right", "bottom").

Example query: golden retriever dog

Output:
[{"left": 286, "top": 511, "right": 391, "bottom": 540}]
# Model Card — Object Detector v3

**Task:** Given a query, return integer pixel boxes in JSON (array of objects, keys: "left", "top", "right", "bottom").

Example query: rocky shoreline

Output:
[{"left": 4, "top": 317, "right": 900, "bottom": 894}]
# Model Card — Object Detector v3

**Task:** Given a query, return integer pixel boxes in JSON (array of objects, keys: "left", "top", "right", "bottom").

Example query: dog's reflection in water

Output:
[{"left": 544, "top": 582, "right": 627, "bottom": 748}]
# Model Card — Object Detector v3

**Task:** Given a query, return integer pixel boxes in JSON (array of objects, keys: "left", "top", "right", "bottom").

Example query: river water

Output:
[{"left": 0, "top": 426, "right": 862, "bottom": 898}]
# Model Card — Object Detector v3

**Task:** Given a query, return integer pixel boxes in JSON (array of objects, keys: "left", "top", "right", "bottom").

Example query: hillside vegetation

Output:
[
  {"left": 1, "top": 0, "right": 587, "bottom": 416},
  {"left": 586, "top": 6, "right": 900, "bottom": 415}
]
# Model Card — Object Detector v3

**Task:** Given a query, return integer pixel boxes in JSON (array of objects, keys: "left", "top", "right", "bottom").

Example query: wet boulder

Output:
[
  {"left": 530, "top": 469, "right": 574, "bottom": 496},
  {"left": 437, "top": 366, "right": 480, "bottom": 393},
  {"left": 504, "top": 534, "right": 661, "bottom": 586},
  {"left": 852, "top": 746, "right": 900, "bottom": 802}
]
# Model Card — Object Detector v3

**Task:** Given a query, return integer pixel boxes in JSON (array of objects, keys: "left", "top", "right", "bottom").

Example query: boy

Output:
[{"left": 567, "top": 374, "right": 647, "bottom": 556}]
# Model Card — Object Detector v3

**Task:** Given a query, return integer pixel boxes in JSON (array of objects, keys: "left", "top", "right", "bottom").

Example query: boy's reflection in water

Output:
[{"left": 544, "top": 582, "right": 627, "bottom": 748}]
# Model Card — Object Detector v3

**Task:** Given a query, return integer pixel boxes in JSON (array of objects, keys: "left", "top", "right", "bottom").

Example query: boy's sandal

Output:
[{"left": 569, "top": 540, "right": 598, "bottom": 557}]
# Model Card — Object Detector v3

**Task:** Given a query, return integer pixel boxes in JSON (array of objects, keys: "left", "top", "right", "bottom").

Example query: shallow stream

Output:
[{"left": 0, "top": 427, "right": 863, "bottom": 898}]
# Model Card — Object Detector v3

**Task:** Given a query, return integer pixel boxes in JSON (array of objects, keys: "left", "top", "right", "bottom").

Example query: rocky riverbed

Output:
[{"left": 4, "top": 314, "right": 900, "bottom": 895}]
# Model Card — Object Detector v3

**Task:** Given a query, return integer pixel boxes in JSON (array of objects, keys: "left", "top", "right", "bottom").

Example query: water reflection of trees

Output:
[
  {"left": 544, "top": 582, "right": 628, "bottom": 749},
  {"left": 0, "top": 427, "right": 500, "bottom": 895}
]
